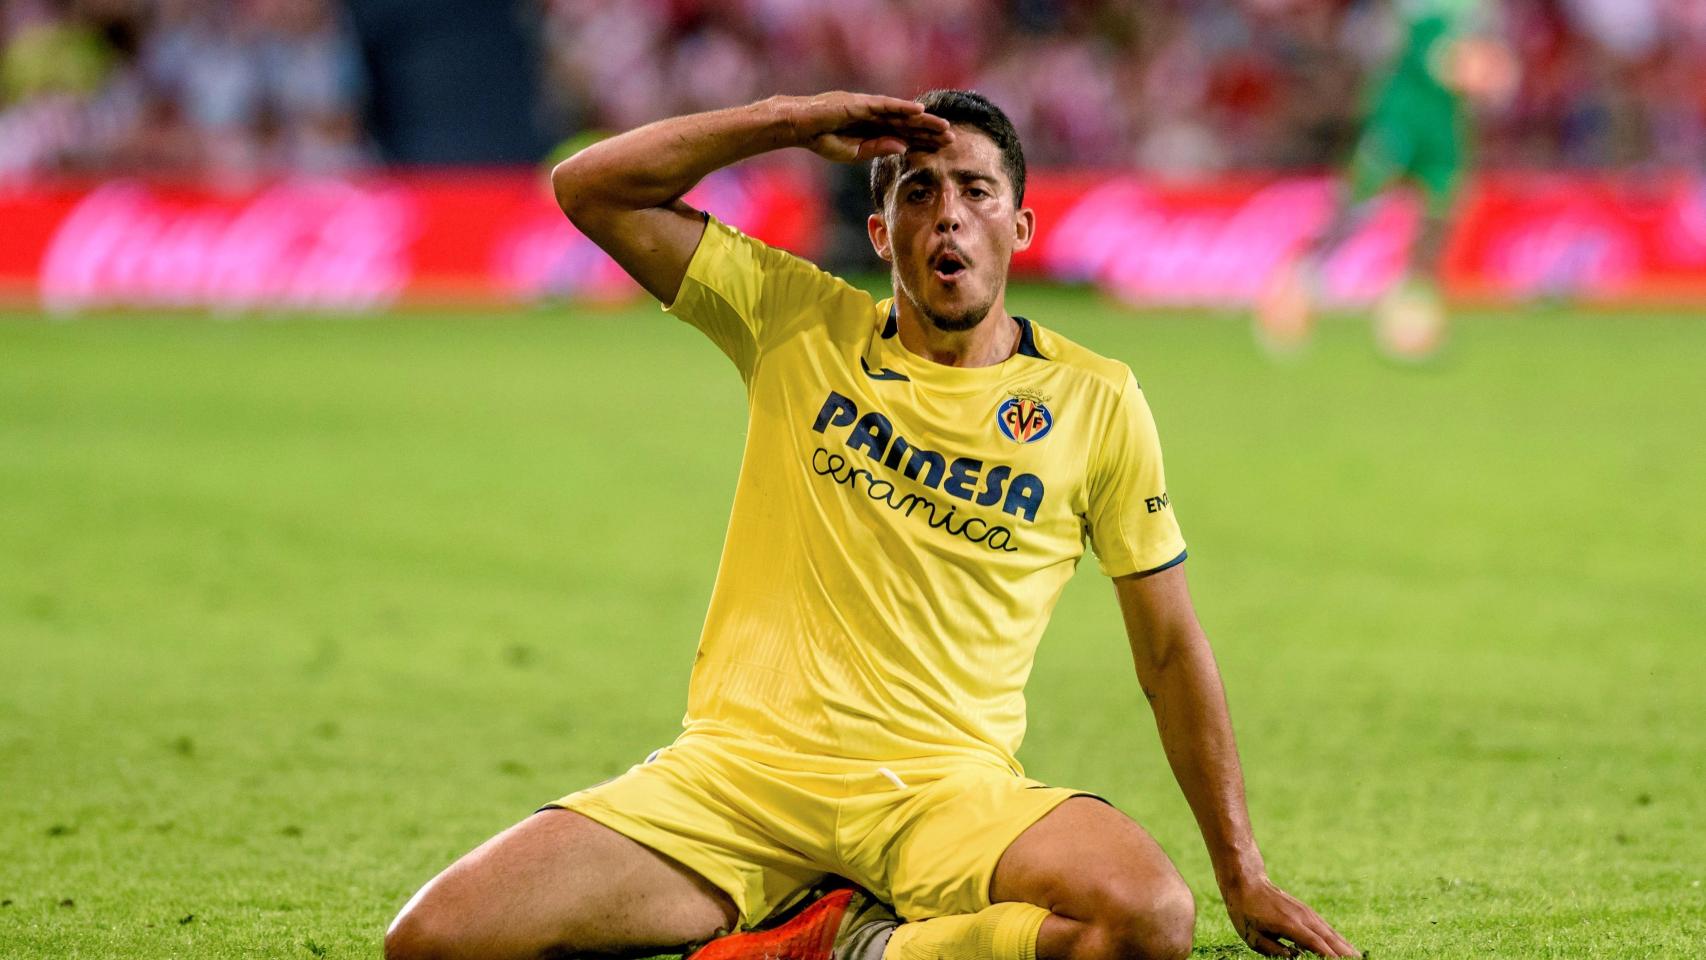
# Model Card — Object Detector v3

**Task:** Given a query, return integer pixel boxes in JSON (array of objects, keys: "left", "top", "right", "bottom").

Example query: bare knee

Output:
[
  {"left": 1067, "top": 874, "right": 1195, "bottom": 960},
  {"left": 1130, "top": 878, "right": 1196, "bottom": 960},
  {"left": 382, "top": 879, "right": 506, "bottom": 960},
  {"left": 383, "top": 900, "right": 457, "bottom": 960}
]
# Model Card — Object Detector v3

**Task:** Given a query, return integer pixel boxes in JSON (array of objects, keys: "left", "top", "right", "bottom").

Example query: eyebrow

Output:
[{"left": 896, "top": 168, "right": 1000, "bottom": 189}]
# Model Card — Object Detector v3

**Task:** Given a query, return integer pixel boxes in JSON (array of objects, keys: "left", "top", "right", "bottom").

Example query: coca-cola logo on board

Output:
[
  {"left": 40, "top": 180, "right": 417, "bottom": 311},
  {"left": 1042, "top": 178, "right": 1410, "bottom": 306}
]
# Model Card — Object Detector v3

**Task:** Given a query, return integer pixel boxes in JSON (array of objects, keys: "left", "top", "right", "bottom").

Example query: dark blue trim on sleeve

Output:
[{"left": 1134, "top": 549, "right": 1187, "bottom": 578}]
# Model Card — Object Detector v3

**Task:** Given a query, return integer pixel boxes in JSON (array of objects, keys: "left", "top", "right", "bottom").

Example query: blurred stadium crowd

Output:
[
  {"left": 0, "top": 0, "right": 367, "bottom": 174},
  {"left": 4, "top": 0, "right": 1706, "bottom": 177}
]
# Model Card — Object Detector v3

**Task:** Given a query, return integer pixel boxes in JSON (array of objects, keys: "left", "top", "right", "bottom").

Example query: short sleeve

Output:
[
  {"left": 662, "top": 214, "right": 843, "bottom": 382},
  {"left": 1084, "top": 372, "right": 1187, "bottom": 577}
]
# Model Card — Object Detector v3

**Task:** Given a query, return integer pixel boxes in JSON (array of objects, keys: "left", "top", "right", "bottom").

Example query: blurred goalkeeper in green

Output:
[{"left": 1257, "top": 0, "right": 1515, "bottom": 360}]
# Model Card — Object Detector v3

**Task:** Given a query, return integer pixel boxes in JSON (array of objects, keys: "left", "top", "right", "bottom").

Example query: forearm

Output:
[
  {"left": 1141, "top": 629, "right": 1267, "bottom": 889},
  {"left": 552, "top": 98, "right": 798, "bottom": 219},
  {"left": 1117, "top": 570, "right": 1360, "bottom": 956},
  {"left": 543, "top": 91, "right": 943, "bottom": 303}
]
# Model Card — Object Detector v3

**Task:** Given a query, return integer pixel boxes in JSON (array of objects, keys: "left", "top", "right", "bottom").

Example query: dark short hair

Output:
[{"left": 868, "top": 89, "right": 1026, "bottom": 212}]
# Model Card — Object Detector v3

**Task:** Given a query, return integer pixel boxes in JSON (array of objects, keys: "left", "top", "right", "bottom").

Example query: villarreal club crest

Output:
[{"left": 997, "top": 389, "right": 1053, "bottom": 444}]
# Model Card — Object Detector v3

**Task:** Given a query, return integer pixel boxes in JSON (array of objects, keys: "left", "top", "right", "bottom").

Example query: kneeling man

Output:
[{"left": 385, "top": 89, "right": 1360, "bottom": 960}]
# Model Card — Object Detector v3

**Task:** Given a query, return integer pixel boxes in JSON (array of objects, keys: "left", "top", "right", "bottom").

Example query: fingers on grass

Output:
[
  {"left": 1309, "top": 920, "right": 1355, "bottom": 957},
  {"left": 1298, "top": 908, "right": 1357, "bottom": 957},
  {"left": 1319, "top": 926, "right": 1361, "bottom": 958},
  {"left": 1245, "top": 929, "right": 1297, "bottom": 957},
  {"left": 1287, "top": 919, "right": 1347, "bottom": 958}
]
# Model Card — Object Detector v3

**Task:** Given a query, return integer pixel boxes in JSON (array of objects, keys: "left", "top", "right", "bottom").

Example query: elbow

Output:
[
  {"left": 1134, "top": 623, "right": 1207, "bottom": 683},
  {"left": 551, "top": 154, "right": 615, "bottom": 232},
  {"left": 1137, "top": 638, "right": 1178, "bottom": 683},
  {"left": 550, "top": 157, "right": 589, "bottom": 224},
  {"left": 553, "top": 156, "right": 627, "bottom": 239}
]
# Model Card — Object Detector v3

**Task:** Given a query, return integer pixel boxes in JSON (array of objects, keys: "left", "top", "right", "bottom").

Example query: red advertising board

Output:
[
  {"left": 1017, "top": 172, "right": 1706, "bottom": 306},
  {"left": 0, "top": 167, "right": 824, "bottom": 311},
  {"left": 3, "top": 170, "right": 1705, "bottom": 309},
  {"left": 1447, "top": 173, "right": 1706, "bottom": 301}
]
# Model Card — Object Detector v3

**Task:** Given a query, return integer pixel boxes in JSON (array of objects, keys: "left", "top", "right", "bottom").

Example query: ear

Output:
[
  {"left": 1012, "top": 206, "right": 1036, "bottom": 254},
  {"left": 867, "top": 212, "right": 893, "bottom": 263}
]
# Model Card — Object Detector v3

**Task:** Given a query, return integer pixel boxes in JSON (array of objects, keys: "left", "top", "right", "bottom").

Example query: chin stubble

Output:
[
  {"left": 901, "top": 280, "right": 994, "bottom": 333},
  {"left": 925, "top": 306, "right": 986, "bottom": 332}
]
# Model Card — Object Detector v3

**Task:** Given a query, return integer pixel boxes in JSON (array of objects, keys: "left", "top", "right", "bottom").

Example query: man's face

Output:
[{"left": 869, "top": 128, "right": 1033, "bottom": 333}]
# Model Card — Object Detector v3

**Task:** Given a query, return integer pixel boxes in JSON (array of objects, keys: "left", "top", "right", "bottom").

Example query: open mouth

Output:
[{"left": 932, "top": 250, "right": 968, "bottom": 282}]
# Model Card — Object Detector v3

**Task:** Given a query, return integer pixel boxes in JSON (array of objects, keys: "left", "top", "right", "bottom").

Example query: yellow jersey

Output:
[{"left": 664, "top": 216, "right": 1185, "bottom": 771}]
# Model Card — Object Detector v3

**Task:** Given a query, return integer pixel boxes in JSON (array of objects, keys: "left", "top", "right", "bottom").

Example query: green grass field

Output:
[{"left": 2, "top": 290, "right": 1703, "bottom": 959}]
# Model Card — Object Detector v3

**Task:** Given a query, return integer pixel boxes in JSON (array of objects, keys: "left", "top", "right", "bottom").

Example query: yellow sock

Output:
[{"left": 882, "top": 901, "right": 1050, "bottom": 960}]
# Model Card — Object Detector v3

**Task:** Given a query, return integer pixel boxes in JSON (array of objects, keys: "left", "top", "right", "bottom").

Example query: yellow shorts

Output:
[{"left": 547, "top": 733, "right": 1089, "bottom": 927}]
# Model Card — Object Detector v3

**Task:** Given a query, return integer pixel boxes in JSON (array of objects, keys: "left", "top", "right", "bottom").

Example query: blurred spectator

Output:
[
  {"left": 0, "top": 0, "right": 137, "bottom": 173},
  {"left": 255, "top": 0, "right": 369, "bottom": 171},
  {"left": 1, "top": 0, "right": 367, "bottom": 176},
  {"left": 141, "top": 0, "right": 368, "bottom": 173},
  {"left": 3, "top": 0, "right": 1706, "bottom": 177},
  {"left": 535, "top": 0, "right": 1706, "bottom": 176}
]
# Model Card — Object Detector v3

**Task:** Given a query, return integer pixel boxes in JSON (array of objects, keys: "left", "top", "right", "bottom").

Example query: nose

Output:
[{"left": 934, "top": 192, "right": 963, "bottom": 234}]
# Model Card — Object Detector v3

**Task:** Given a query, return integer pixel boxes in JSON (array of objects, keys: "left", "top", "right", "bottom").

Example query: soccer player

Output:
[
  {"left": 385, "top": 90, "right": 1360, "bottom": 960},
  {"left": 1257, "top": 0, "right": 1515, "bottom": 360}
]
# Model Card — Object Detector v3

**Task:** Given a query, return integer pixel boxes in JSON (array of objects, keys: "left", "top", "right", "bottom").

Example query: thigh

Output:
[
  {"left": 989, "top": 795, "right": 1187, "bottom": 919},
  {"left": 560, "top": 740, "right": 834, "bottom": 925},
  {"left": 387, "top": 807, "right": 736, "bottom": 960},
  {"left": 848, "top": 765, "right": 1087, "bottom": 921},
  {"left": 389, "top": 740, "right": 832, "bottom": 958}
]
